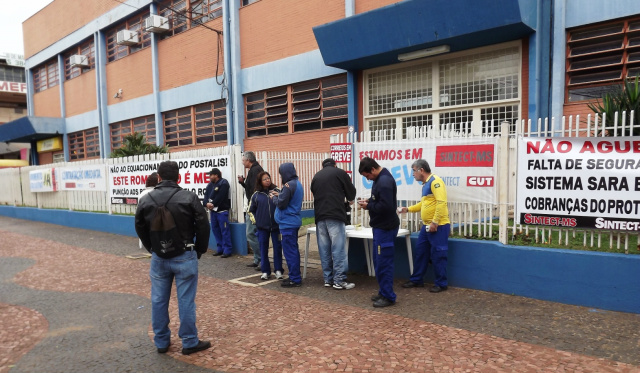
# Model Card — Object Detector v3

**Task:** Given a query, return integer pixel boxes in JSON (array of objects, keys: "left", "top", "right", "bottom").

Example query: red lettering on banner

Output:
[
  {"left": 435, "top": 145, "right": 494, "bottom": 167},
  {"left": 358, "top": 148, "right": 424, "bottom": 160}
]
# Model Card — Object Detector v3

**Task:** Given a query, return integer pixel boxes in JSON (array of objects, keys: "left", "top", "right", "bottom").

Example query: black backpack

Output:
[{"left": 148, "top": 189, "right": 186, "bottom": 258}]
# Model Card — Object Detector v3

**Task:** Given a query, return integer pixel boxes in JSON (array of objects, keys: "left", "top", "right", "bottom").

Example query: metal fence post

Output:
[{"left": 498, "top": 121, "right": 510, "bottom": 244}]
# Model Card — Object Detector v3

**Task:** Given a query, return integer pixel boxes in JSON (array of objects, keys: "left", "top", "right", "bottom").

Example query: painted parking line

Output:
[{"left": 228, "top": 273, "right": 281, "bottom": 287}]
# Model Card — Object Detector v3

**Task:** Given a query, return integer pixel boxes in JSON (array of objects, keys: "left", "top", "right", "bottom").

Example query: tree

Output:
[
  {"left": 587, "top": 76, "right": 640, "bottom": 136},
  {"left": 110, "top": 132, "right": 169, "bottom": 158}
]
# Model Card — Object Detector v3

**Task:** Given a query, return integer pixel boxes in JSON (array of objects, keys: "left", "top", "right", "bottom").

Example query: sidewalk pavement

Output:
[{"left": 0, "top": 216, "right": 639, "bottom": 373}]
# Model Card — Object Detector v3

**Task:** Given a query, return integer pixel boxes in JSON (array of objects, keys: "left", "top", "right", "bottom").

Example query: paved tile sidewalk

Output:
[{"left": 1, "top": 217, "right": 639, "bottom": 373}]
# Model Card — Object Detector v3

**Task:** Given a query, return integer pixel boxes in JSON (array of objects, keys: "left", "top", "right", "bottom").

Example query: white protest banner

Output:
[
  {"left": 57, "top": 164, "right": 107, "bottom": 191},
  {"left": 516, "top": 136, "right": 640, "bottom": 230},
  {"left": 109, "top": 156, "right": 231, "bottom": 204},
  {"left": 354, "top": 137, "right": 497, "bottom": 203},
  {"left": 29, "top": 168, "right": 57, "bottom": 192}
]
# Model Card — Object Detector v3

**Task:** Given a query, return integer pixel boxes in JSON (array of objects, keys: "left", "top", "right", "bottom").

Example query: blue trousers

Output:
[
  {"left": 210, "top": 211, "right": 232, "bottom": 255},
  {"left": 280, "top": 227, "right": 301, "bottom": 283},
  {"left": 256, "top": 228, "right": 284, "bottom": 275},
  {"left": 409, "top": 224, "right": 450, "bottom": 287},
  {"left": 149, "top": 250, "right": 199, "bottom": 349},
  {"left": 372, "top": 227, "right": 399, "bottom": 303}
]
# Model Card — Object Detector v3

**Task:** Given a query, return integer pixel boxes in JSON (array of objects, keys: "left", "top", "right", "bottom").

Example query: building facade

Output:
[
  {"left": 0, "top": 53, "right": 29, "bottom": 164},
  {"left": 0, "top": 0, "right": 638, "bottom": 164}
]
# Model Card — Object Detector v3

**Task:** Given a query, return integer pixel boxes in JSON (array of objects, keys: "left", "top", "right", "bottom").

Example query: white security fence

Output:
[
  {"left": 337, "top": 111, "right": 639, "bottom": 253},
  {"left": 0, "top": 145, "right": 330, "bottom": 224}
]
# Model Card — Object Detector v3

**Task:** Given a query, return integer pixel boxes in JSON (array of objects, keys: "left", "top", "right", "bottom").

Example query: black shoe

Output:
[
  {"left": 373, "top": 297, "right": 395, "bottom": 308},
  {"left": 401, "top": 281, "right": 424, "bottom": 288},
  {"left": 212, "top": 252, "right": 223, "bottom": 256},
  {"left": 246, "top": 263, "right": 258, "bottom": 267},
  {"left": 221, "top": 254, "right": 232, "bottom": 258},
  {"left": 429, "top": 285, "right": 448, "bottom": 293},
  {"left": 157, "top": 344, "right": 170, "bottom": 353},
  {"left": 280, "top": 279, "right": 301, "bottom": 288},
  {"left": 181, "top": 340, "right": 211, "bottom": 355},
  {"left": 255, "top": 266, "right": 262, "bottom": 271},
  {"left": 371, "top": 294, "right": 383, "bottom": 302}
]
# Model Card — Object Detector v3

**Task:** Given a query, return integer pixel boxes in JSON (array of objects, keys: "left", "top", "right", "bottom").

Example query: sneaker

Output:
[
  {"left": 371, "top": 294, "right": 383, "bottom": 302},
  {"left": 401, "top": 281, "right": 425, "bottom": 288},
  {"left": 333, "top": 281, "right": 355, "bottom": 290},
  {"left": 281, "top": 279, "right": 301, "bottom": 288},
  {"left": 260, "top": 273, "right": 269, "bottom": 280},
  {"left": 181, "top": 340, "right": 211, "bottom": 355},
  {"left": 373, "top": 297, "right": 395, "bottom": 308},
  {"left": 429, "top": 285, "right": 448, "bottom": 293},
  {"left": 157, "top": 343, "right": 170, "bottom": 353},
  {"left": 275, "top": 271, "right": 283, "bottom": 280},
  {"left": 324, "top": 281, "right": 333, "bottom": 287}
]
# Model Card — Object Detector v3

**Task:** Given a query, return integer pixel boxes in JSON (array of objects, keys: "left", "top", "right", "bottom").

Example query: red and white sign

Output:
[
  {"left": 0, "top": 81, "right": 27, "bottom": 94},
  {"left": 330, "top": 143, "right": 352, "bottom": 163},
  {"left": 354, "top": 138, "right": 498, "bottom": 203}
]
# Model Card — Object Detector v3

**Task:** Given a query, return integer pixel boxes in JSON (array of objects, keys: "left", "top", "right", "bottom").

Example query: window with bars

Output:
[
  {"left": 481, "top": 105, "right": 519, "bottom": 134},
  {"left": 68, "top": 128, "right": 100, "bottom": 160},
  {"left": 0, "top": 65, "right": 25, "bottom": 83},
  {"left": 439, "top": 47, "right": 519, "bottom": 107},
  {"left": 368, "top": 65, "right": 432, "bottom": 116},
  {"left": 364, "top": 45, "right": 520, "bottom": 138},
  {"left": 110, "top": 115, "right": 156, "bottom": 151},
  {"left": 106, "top": 12, "right": 152, "bottom": 63},
  {"left": 33, "top": 59, "right": 59, "bottom": 93},
  {"left": 163, "top": 100, "right": 227, "bottom": 148},
  {"left": 244, "top": 74, "right": 348, "bottom": 138},
  {"left": 567, "top": 17, "right": 640, "bottom": 102},
  {"left": 63, "top": 39, "right": 96, "bottom": 80},
  {"left": 159, "top": 0, "right": 222, "bottom": 40},
  {"left": 368, "top": 118, "right": 396, "bottom": 140},
  {"left": 439, "top": 110, "right": 473, "bottom": 133}
]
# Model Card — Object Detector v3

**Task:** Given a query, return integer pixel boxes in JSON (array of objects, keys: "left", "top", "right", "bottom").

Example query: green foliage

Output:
[
  {"left": 302, "top": 216, "right": 315, "bottom": 226},
  {"left": 587, "top": 76, "right": 640, "bottom": 136},
  {"left": 110, "top": 132, "right": 169, "bottom": 158}
]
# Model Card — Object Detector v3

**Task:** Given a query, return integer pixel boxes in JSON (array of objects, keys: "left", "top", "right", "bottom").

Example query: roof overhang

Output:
[
  {"left": 0, "top": 116, "right": 65, "bottom": 143},
  {"left": 313, "top": 0, "right": 537, "bottom": 71}
]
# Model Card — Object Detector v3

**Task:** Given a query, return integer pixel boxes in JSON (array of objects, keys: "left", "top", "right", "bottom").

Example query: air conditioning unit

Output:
[
  {"left": 69, "top": 54, "right": 89, "bottom": 68},
  {"left": 116, "top": 29, "right": 139, "bottom": 46},
  {"left": 144, "top": 14, "right": 169, "bottom": 33}
]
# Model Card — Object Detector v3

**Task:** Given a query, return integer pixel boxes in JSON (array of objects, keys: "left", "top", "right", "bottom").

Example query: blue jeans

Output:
[
  {"left": 316, "top": 219, "right": 347, "bottom": 284},
  {"left": 149, "top": 250, "right": 200, "bottom": 349},
  {"left": 410, "top": 224, "right": 450, "bottom": 287},
  {"left": 280, "top": 227, "right": 301, "bottom": 283},
  {"left": 256, "top": 228, "right": 284, "bottom": 275},
  {"left": 246, "top": 213, "right": 260, "bottom": 264},
  {"left": 210, "top": 211, "right": 232, "bottom": 255},
  {"left": 372, "top": 227, "right": 399, "bottom": 302}
]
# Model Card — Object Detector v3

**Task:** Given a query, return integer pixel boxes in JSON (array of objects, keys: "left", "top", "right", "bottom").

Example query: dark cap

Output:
[
  {"left": 208, "top": 168, "right": 221, "bottom": 177},
  {"left": 322, "top": 158, "right": 336, "bottom": 167}
]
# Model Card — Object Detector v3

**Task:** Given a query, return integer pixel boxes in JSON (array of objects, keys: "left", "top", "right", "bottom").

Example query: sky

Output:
[{"left": 0, "top": 0, "right": 55, "bottom": 56}]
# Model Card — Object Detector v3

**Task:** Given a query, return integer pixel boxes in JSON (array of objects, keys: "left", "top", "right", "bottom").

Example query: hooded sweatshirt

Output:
[{"left": 274, "top": 163, "right": 303, "bottom": 229}]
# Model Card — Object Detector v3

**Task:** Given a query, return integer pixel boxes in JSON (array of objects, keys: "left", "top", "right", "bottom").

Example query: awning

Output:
[
  {"left": 313, "top": 0, "right": 537, "bottom": 71},
  {"left": 0, "top": 116, "right": 65, "bottom": 143}
]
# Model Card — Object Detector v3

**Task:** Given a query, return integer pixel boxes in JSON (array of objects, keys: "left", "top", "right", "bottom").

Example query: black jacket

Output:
[
  {"left": 367, "top": 168, "right": 400, "bottom": 230},
  {"left": 135, "top": 180, "right": 210, "bottom": 256},
  {"left": 239, "top": 161, "right": 264, "bottom": 203},
  {"left": 203, "top": 178, "right": 231, "bottom": 211},
  {"left": 311, "top": 165, "right": 356, "bottom": 223}
]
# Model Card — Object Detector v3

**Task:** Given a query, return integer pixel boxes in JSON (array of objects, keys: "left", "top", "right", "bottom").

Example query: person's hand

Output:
[
  {"left": 270, "top": 190, "right": 279, "bottom": 197},
  {"left": 237, "top": 175, "right": 245, "bottom": 183},
  {"left": 398, "top": 207, "right": 408, "bottom": 214},
  {"left": 357, "top": 199, "right": 368, "bottom": 209},
  {"left": 428, "top": 222, "right": 438, "bottom": 232},
  {"left": 206, "top": 202, "right": 214, "bottom": 210}
]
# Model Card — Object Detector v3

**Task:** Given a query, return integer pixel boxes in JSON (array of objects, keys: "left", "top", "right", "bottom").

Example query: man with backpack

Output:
[{"left": 135, "top": 161, "right": 211, "bottom": 355}]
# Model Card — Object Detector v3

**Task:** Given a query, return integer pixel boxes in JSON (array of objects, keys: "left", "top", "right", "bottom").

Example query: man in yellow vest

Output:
[{"left": 399, "top": 159, "right": 451, "bottom": 293}]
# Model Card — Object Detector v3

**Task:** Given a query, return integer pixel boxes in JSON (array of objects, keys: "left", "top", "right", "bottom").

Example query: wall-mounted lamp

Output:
[
  {"left": 113, "top": 88, "right": 123, "bottom": 99},
  {"left": 398, "top": 45, "right": 450, "bottom": 61}
]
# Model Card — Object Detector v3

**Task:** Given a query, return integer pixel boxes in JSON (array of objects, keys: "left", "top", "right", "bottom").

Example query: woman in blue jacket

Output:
[{"left": 249, "top": 171, "right": 284, "bottom": 280}]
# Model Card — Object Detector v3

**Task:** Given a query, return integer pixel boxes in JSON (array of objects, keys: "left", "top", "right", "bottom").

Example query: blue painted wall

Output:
[{"left": 1, "top": 206, "right": 637, "bottom": 313}]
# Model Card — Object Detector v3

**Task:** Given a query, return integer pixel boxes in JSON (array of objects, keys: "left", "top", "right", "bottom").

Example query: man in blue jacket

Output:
[
  {"left": 272, "top": 163, "right": 304, "bottom": 287},
  {"left": 358, "top": 157, "right": 400, "bottom": 307},
  {"left": 203, "top": 168, "right": 232, "bottom": 258}
]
